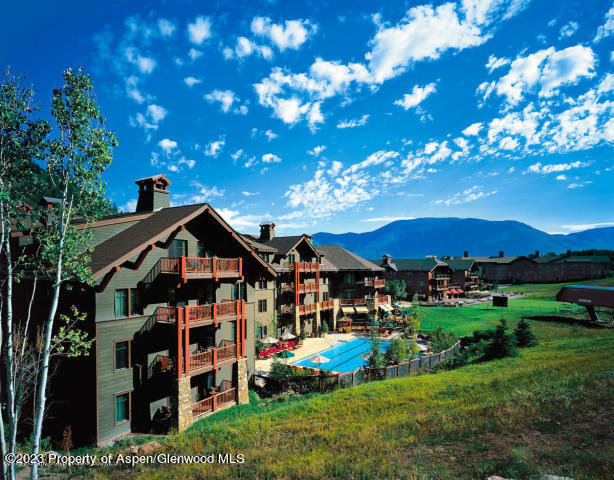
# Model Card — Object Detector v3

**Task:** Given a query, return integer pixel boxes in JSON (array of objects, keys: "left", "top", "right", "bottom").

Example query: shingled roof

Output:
[
  {"left": 532, "top": 255, "right": 611, "bottom": 264},
  {"left": 369, "top": 257, "right": 447, "bottom": 272},
  {"left": 317, "top": 245, "right": 383, "bottom": 272},
  {"left": 445, "top": 258, "right": 476, "bottom": 271},
  {"left": 90, "top": 203, "right": 276, "bottom": 280}
]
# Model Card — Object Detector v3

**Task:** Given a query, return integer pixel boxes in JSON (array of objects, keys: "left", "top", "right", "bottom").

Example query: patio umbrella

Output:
[
  {"left": 370, "top": 320, "right": 381, "bottom": 326},
  {"left": 280, "top": 331, "right": 296, "bottom": 341},
  {"left": 384, "top": 312, "right": 391, "bottom": 318},
  {"left": 261, "top": 335, "right": 279, "bottom": 344},
  {"left": 384, "top": 322, "right": 394, "bottom": 328},
  {"left": 277, "top": 350, "right": 295, "bottom": 358},
  {"left": 310, "top": 354, "right": 330, "bottom": 364}
]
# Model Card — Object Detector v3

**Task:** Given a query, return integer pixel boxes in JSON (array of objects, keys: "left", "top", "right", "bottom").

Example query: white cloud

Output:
[
  {"left": 527, "top": 160, "right": 589, "bottom": 174},
  {"left": 433, "top": 185, "right": 498, "bottom": 205},
  {"left": 337, "top": 114, "right": 369, "bottom": 129},
  {"left": 158, "top": 138, "right": 178, "bottom": 155},
  {"left": 394, "top": 82, "right": 437, "bottom": 110},
  {"left": 556, "top": 174, "right": 567, "bottom": 180},
  {"left": 215, "top": 208, "right": 261, "bottom": 229},
  {"left": 344, "top": 151, "right": 399, "bottom": 174},
  {"left": 184, "top": 76, "right": 202, "bottom": 87},
  {"left": 561, "top": 221, "right": 614, "bottom": 231},
  {"left": 130, "top": 103, "right": 167, "bottom": 132},
  {"left": 486, "top": 54, "right": 510, "bottom": 73},
  {"left": 479, "top": 45, "right": 596, "bottom": 105},
  {"left": 188, "top": 16, "right": 212, "bottom": 45},
  {"left": 251, "top": 17, "right": 316, "bottom": 51},
  {"left": 188, "top": 48, "right": 203, "bottom": 60},
  {"left": 189, "top": 182, "right": 225, "bottom": 202},
  {"left": 594, "top": 5, "right": 614, "bottom": 42},
  {"left": 241, "top": 191, "right": 260, "bottom": 196},
  {"left": 225, "top": 36, "right": 273, "bottom": 61},
  {"left": 124, "top": 47, "right": 157, "bottom": 74},
  {"left": 119, "top": 199, "right": 137, "bottom": 213},
  {"left": 567, "top": 182, "right": 590, "bottom": 189},
  {"left": 307, "top": 145, "right": 326, "bottom": 157},
  {"left": 205, "top": 89, "right": 237, "bottom": 113},
  {"left": 204, "top": 137, "right": 225, "bottom": 157},
  {"left": 559, "top": 21, "right": 578, "bottom": 39},
  {"left": 366, "top": 3, "right": 488, "bottom": 84},
  {"left": 158, "top": 19, "right": 176, "bottom": 37},
  {"left": 463, "top": 122, "right": 483, "bottom": 136},
  {"left": 262, "top": 153, "right": 282, "bottom": 163}
]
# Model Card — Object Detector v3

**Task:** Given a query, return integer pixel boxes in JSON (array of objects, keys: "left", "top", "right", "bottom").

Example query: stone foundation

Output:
[
  {"left": 176, "top": 376, "right": 193, "bottom": 432},
  {"left": 237, "top": 358, "right": 249, "bottom": 404}
]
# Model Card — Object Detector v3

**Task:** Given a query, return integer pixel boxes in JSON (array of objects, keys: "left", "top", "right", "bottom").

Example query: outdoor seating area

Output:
[{"left": 257, "top": 333, "right": 302, "bottom": 359}]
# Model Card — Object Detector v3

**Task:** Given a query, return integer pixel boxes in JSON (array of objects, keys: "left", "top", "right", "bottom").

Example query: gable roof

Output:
[
  {"left": 316, "top": 245, "right": 383, "bottom": 272},
  {"left": 532, "top": 255, "right": 611, "bottom": 264},
  {"left": 369, "top": 257, "right": 447, "bottom": 272},
  {"left": 467, "top": 256, "right": 526, "bottom": 264},
  {"left": 445, "top": 258, "right": 476, "bottom": 271},
  {"left": 90, "top": 203, "right": 276, "bottom": 281}
]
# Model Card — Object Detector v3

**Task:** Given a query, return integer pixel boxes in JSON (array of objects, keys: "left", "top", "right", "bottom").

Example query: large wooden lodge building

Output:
[{"left": 8, "top": 174, "right": 388, "bottom": 446}]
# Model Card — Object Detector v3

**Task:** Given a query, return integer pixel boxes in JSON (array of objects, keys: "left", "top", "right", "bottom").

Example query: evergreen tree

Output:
[
  {"left": 484, "top": 319, "right": 518, "bottom": 360},
  {"left": 368, "top": 328, "right": 385, "bottom": 369},
  {"left": 514, "top": 318, "right": 538, "bottom": 347},
  {"left": 384, "top": 337, "right": 408, "bottom": 365}
]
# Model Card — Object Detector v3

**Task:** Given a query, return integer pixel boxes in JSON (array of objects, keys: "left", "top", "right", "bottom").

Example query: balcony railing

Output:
[
  {"left": 141, "top": 256, "right": 242, "bottom": 288},
  {"left": 283, "top": 261, "right": 320, "bottom": 272},
  {"left": 340, "top": 298, "right": 365, "bottom": 305},
  {"left": 147, "top": 354, "right": 175, "bottom": 379},
  {"left": 298, "top": 303, "right": 317, "bottom": 315},
  {"left": 375, "top": 294, "right": 389, "bottom": 303},
  {"left": 147, "top": 301, "right": 241, "bottom": 327},
  {"left": 433, "top": 274, "right": 450, "bottom": 280},
  {"left": 192, "top": 387, "right": 237, "bottom": 418},
  {"left": 281, "top": 283, "right": 318, "bottom": 294},
  {"left": 320, "top": 299, "right": 333, "bottom": 310},
  {"left": 279, "top": 305, "right": 294, "bottom": 314},
  {"left": 186, "top": 340, "right": 238, "bottom": 375},
  {"left": 364, "top": 278, "right": 386, "bottom": 289}
]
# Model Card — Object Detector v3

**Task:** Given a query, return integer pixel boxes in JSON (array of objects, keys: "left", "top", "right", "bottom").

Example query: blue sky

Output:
[{"left": 2, "top": 0, "right": 614, "bottom": 236}]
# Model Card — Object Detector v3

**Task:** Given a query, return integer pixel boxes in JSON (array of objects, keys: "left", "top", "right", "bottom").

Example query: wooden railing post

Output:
[
  {"left": 213, "top": 348, "right": 218, "bottom": 372},
  {"left": 177, "top": 307, "right": 183, "bottom": 379},
  {"left": 180, "top": 256, "right": 187, "bottom": 283},
  {"left": 212, "top": 256, "right": 218, "bottom": 281},
  {"left": 212, "top": 393, "right": 218, "bottom": 412},
  {"left": 236, "top": 300, "right": 241, "bottom": 361},
  {"left": 184, "top": 306, "right": 190, "bottom": 376},
  {"left": 241, "top": 299, "right": 246, "bottom": 358},
  {"left": 213, "top": 303, "right": 218, "bottom": 327},
  {"left": 238, "top": 257, "right": 243, "bottom": 279}
]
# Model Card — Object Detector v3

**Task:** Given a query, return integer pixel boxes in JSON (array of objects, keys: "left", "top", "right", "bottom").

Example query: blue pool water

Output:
[{"left": 291, "top": 338, "right": 423, "bottom": 373}]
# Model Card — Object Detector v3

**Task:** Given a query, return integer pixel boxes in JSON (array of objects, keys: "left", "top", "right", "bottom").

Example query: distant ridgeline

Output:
[{"left": 313, "top": 217, "right": 614, "bottom": 259}]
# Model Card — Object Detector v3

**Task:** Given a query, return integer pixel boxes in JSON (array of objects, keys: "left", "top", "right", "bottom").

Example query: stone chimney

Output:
[
  {"left": 383, "top": 254, "right": 392, "bottom": 265},
  {"left": 566, "top": 249, "right": 571, "bottom": 256},
  {"left": 259, "top": 222, "right": 276, "bottom": 241},
  {"left": 135, "top": 175, "right": 171, "bottom": 212},
  {"left": 499, "top": 250, "right": 504, "bottom": 258},
  {"left": 535, "top": 250, "right": 539, "bottom": 257},
  {"left": 463, "top": 250, "right": 468, "bottom": 258}
]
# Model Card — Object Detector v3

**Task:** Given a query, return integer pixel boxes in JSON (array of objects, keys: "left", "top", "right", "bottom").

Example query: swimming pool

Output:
[{"left": 291, "top": 338, "right": 423, "bottom": 373}]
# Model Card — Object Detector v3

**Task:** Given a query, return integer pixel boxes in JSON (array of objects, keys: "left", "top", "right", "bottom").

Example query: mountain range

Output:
[{"left": 312, "top": 218, "right": 614, "bottom": 259}]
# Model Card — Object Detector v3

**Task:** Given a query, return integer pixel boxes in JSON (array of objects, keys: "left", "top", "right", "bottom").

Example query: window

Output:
[
  {"left": 258, "top": 299, "right": 267, "bottom": 313},
  {"left": 344, "top": 273, "right": 355, "bottom": 284},
  {"left": 114, "top": 391, "right": 131, "bottom": 425},
  {"left": 169, "top": 239, "right": 187, "bottom": 258},
  {"left": 258, "top": 253, "right": 270, "bottom": 263},
  {"left": 115, "top": 289, "right": 128, "bottom": 318},
  {"left": 197, "top": 241, "right": 211, "bottom": 258},
  {"left": 115, "top": 288, "right": 140, "bottom": 318},
  {"left": 114, "top": 340, "right": 131, "bottom": 371},
  {"left": 231, "top": 282, "right": 246, "bottom": 301},
  {"left": 258, "top": 279, "right": 267, "bottom": 289},
  {"left": 287, "top": 253, "right": 296, "bottom": 264},
  {"left": 257, "top": 325, "right": 267, "bottom": 339},
  {"left": 322, "top": 292, "right": 329, "bottom": 301},
  {"left": 343, "top": 290, "right": 355, "bottom": 299}
]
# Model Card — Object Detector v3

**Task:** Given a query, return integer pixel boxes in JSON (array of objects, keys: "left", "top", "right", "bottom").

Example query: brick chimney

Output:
[
  {"left": 259, "top": 222, "right": 276, "bottom": 241},
  {"left": 499, "top": 250, "right": 504, "bottom": 258},
  {"left": 382, "top": 254, "right": 392, "bottom": 265},
  {"left": 135, "top": 174, "right": 171, "bottom": 212},
  {"left": 535, "top": 250, "right": 539, "bottom": 257},
  {"left": 463, "top": 250, "right": 468, "bottom": 257}
]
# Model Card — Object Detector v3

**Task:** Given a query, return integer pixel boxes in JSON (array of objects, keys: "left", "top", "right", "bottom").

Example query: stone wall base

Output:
[
  {"left": 237, "top": 358, "right": 249, "bottom": 405},
  {"left": 177, "top": 376, "right": 193, "bottom": 432}
]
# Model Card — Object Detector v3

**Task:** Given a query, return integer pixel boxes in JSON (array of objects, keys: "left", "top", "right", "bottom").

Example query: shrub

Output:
[
  {"left": 384, "top": 337, "right": 408, "bottom": 365},
  {"left": 483, "top": 319, "right": 518, "bottom": 360},
  {"left": 269, "top": 359, "right": 291, "bottom": 382},
  {"left": 429, "top": 326, "right": 458, "bottom": 353},
  {"left": 409, "top": 339, "right": 420, "bottom": 359},
  {"left": 514, "top": 317, "right": 538, "bottom": 347},
  {"left": 367, "top": 329, "right": 385, "bottom": 369},
  {"left": 320, "top": 318, "right": 329, "bottom": 335},
  {"left": 384, "top": 279, "right": 408, "bottom": 302}
]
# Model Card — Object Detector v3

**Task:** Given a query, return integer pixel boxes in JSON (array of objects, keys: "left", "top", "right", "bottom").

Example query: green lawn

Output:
[
  {"left": 77, "top": 281, "right": 614, "bottom": 480},
  {"left": 496, "top": 277, "right": 614, "bottom": 299}
]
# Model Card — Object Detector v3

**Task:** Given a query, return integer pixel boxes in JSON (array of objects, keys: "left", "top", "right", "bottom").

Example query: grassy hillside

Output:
[{"left": 76, "top": 284, "right": 614, "bottom": 480}]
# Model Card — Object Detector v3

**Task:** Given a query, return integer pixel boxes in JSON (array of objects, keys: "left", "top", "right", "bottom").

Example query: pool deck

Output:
[{"left": 255, "top": 332, "right": 401, "bottom": 374}]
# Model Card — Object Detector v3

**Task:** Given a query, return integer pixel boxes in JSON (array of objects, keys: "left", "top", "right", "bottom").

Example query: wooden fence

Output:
[{"left": 254, "top": 340, "right": 461, "bottom": 396}]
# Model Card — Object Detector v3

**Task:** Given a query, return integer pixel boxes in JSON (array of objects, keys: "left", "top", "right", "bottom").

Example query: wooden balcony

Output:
[
  {"left": 147, "top": 354, "right": 176, "bottom": 379},
  {"left": 319, "top": 299, "right": 334, "bottom": 310},
  {"left": 340, "top": 298, "right": 365, "bottom": 305},
  {"left": 192, "top": 386, "right": 237, "bottom": 419},
  {"left": 142, "top": 256, "right": 243, "bottom": 288},
  {"left": 375, "top": 294, "right": 389, "bottom": 303},
  {"left": 364, "top": 278, "right": 386, "bottom": 289},
  {"left": 298, "top": 303, "right": 318, "bottom": 316},
  {"left": 186, "top": 340, "right": 238, "bottom": 376},
  {"left": 283, "top": 261, "right": 320, "bottom": 272},
  {"left": 147, "top": 301, "right": 241, "bottom": 328},
  {"left": 281, "top": 283, "right": 319, "bottom": 294}
]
